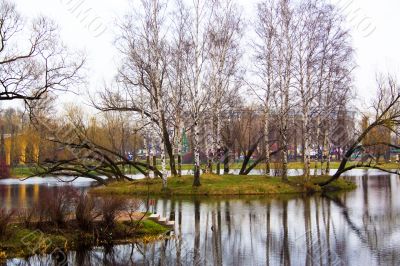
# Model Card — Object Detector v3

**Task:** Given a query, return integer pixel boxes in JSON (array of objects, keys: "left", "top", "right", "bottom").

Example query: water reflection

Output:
[
  {"left": 0, "top": 183, "right": 92, "bottom": 211},
  {"left": 0, "top": 184, "right": 40, "bottom": 211},
  {"left": 2, "top": 172, "right": 400, "bottom": 265}
]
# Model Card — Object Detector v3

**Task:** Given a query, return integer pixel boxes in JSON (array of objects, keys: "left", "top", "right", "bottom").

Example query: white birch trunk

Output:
[
  {"left": 177, "top": 122, "right": 183, "bottom": 177},
  {"left": 314, "top": 115, "right": 320, "bottom": 177},
  {"left": 144, "top": 136, "right": 150, "bottom": 178},
  {"left": 150, "top": 136, "right": 155, "bottom": 179},
  {"left": 302, "top": 109, "right": 311, "bottom": 180},
  {"left": 323, "top": 126, "right": 331, "bottom": 175},
  {"left": 264, "top": 108, "right": 271, "bottom": 175},
  {"left": 193, "top": 119, "right": 201, "bottom": 186},
  {"left": 216, "top": 106, "right": 222, "bottom": 175},
  {"left": 160, "top": 136, "right": 167, "bottom": 189},
  {"left": 206, "top": 122, "right": 212, "bottom": 173}
]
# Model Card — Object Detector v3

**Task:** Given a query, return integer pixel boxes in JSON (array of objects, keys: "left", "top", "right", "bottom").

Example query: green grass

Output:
[
  {"left": 0, "top": 220, "right": 169, "bottom": 260},
  {"left": 136, "top": 220, "right": 169, "bottom": 235},
  {"left": 91, "top": 174, "right": 356, "bottom": 196},
  {"left": 154, "top": 160, "right": 400, "bottom": 171},
  {"left": 10, "top": 167, "right": 35, "bottom": 178}
]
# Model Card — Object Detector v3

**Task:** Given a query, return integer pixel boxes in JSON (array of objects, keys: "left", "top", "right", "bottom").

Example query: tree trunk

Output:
[
  {"left": 177, "top": 123, "right": 183, "bottom": 177},
  {"left": 239, "top": 135, "right": 263, "bottom": 175},
  {"left": 216, "top": 107, "right": 222, "bottom": 175},
  {"left": 160, "top": 138, "right": 168, "bottom": 190},
  {"left": 223, "top": 147, "right": 229, "bottom": 174},
  {"left": 282, "top": 138, "right": 289, "bottom": 182},
  {"left": 193, "top": 120, "right": 201, "bottom": 186},
  {"left": 322, "top": 127, "right": 331, "bottom": 175},
  {"left": 264, "top": 109, "right": 271, "bottom": 175},
  {"left": 162, "top": 122, "right": 177, "bottom": 176},
  {"left": 152, "top": 150, "right": 157, "bottom": 179},
  {"left": 178, "top": 154, "right": 182, "bottom": 177},
  {"left": 302, "top": 108, "right": 310, "bottom": 180},
  {"left": 314, "top": 115, "right": 320, "bottom": 177},
  {"left": 145, "top": 150, "right": 150, "bottom": 179},
  {"left": 206, "top": 123, "right": 213, "bottom": 173}
]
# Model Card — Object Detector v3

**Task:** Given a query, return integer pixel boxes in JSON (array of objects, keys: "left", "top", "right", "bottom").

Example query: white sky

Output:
[{"left": 11, "top": 0, "right": 400, "bottom": 110}]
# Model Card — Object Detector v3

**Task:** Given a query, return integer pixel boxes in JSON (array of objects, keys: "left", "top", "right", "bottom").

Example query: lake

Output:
[{"left": 1, "top": 169, "right": 399, "bottom": 266}]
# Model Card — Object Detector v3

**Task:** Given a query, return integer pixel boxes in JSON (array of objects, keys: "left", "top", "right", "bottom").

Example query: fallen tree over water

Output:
[{"left": 319, "top": 75, "right": 400, "bottom": 186}]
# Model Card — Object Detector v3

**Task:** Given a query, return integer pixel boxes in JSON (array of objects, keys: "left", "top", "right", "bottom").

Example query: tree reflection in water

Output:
[{"left": 3, "top": 172, "right": 400, "bottom": 265}]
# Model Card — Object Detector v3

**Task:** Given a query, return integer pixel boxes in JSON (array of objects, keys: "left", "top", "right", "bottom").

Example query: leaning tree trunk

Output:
[{"left": 161, "top": 116, "right": 177, "bottom": 177}]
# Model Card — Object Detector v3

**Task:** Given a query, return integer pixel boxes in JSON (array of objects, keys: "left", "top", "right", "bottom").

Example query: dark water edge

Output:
[{"left": 1, "top": 170, "right": 400, "bottom": 265}]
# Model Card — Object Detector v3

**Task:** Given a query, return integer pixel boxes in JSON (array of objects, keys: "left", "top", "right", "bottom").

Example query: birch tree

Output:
[
  {"left": 254, "top": 0, "right": 281, "bottom": 175},
  {"left": 169, "top": 1, "right": 191, "bottom": 177},
  {"left": 207, "top": 0, "right": 243, "bottom": 175},
  {"left": 274, "top": 0, "right": 294, "bottom": 182},
  {"left": 317, "top": 6, "right": 353, "bottom": 175},
  {"left": 173, "top": 0, "right": 215, "bottom": 186},
  {"left": 254, "top": 0, "right": 294, "bottom": 180},
  {"left": 96, "top": 0, "right": 173, "bottom": 187}
]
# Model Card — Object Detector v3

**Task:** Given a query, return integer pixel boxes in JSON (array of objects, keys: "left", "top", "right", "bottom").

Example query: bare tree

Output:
[
  {"left": 253, "top": 0, "right": 281, "bottom": 175},
  {"left": 173, "top": 0, "right": 215, "bottom": 186},
  {"left": 95, "top": 0, "right": 173, "bottom": 188},
  {"left": 273, "top": 0, "right": 294, "bottom": 182},
  {"left": 319, "top": 75, "right": 400, "bottom": 186},
  {"left": 207, "top": 0, "right": 243, "bottom": 175},
  {"left": 0, "top": 0, "right": 84, "bottom": 107},
  {"left": 254, "top": 0, "right": 353, "bottom": 181},
  {"left": 33, "top": 106, "right": 162, "bottom": 184}
]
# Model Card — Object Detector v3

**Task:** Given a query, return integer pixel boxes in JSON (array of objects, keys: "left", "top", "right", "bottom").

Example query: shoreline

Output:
[
  {"left": 5, "top": 161, "right": 399, "bottom": 180},
  {"left": 0, "top": 218, "right": 170, "bottom": 261},
  {"left": 90, "top": 174, "right": 357, "bottom": 197}
]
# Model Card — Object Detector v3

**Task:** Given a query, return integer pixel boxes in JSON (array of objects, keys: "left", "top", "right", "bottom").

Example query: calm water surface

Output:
[{"left": 1, "top": 169, "right": 399, "bottom": 266}]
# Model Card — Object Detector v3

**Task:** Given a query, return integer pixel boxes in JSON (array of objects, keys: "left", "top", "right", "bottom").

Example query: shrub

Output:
[
  {"left": 35, "top": 186, "right": 78, "bottom": 228},
  {"left": 34, "top": 191, "right": 50, "bottom": 228},
  {"left": 47, "top": 186, "right": 78, "bottom": 227},
  {"left": 125, "top": 199, "right": 142, "bottom": 223},
  {"left": 0, "top": 208, "right": 15, "bottom": 239},
  {"left": 17, "top": 207, "right": 36, "bottom": 229},
  {"left": 99, "top": 196, "right": 127, "bottom": 229},
  {"left": 75, "top": 193, "right": 98, "bottom": 231}
]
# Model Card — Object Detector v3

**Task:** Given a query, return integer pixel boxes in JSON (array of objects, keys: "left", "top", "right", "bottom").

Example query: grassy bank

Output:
[
  {"left": 91, "top": 174, "right": 356, "bottom": 196},
  {"left": 0, "top": 219, "right": 168, "bottom": 260},
  {"left": 9, "top": 167, "right": 35, "bottom": 178}
]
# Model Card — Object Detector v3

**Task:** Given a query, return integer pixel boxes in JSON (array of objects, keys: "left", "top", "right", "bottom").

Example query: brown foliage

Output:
[
  {"left": 99, "top": 196, "right": 128, "bottom": 229},
  {"left": 0, "top": 208, "right": 15, "bottom": 239},
  {"left": 75, "top": 193, "right": 98, "bottom": 231}
]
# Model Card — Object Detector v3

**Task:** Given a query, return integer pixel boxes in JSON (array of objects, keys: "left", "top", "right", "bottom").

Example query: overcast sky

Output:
[{"left": 12, "top": 0, "right": 400, "bottom": 110}]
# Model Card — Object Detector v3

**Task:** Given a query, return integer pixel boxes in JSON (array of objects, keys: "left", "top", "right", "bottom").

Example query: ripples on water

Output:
[{"left": 1, "top": 170, "right": 400, "bottom": 266}]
